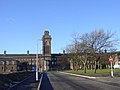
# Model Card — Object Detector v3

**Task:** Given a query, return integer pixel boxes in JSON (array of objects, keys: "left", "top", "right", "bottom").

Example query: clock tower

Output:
[{"left": 42, "top": 30, "right": 52, "bottom": 71}]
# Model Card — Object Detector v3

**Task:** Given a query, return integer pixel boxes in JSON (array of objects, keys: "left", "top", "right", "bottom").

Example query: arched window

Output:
[
  {"left": 6, "top": 61, "right": 9, "bottom": 65},
  {"left": 1, "top": 61, "right": 4, "bottom": 65},
  {"left": 2, "top": 67, "right": 3, "bottom": 70},
  {"left": 11, "top": 67, "right": 14, "bottom": 70},
  {"left": 12, "top": 61, "right": 15, "bottom": 65}
]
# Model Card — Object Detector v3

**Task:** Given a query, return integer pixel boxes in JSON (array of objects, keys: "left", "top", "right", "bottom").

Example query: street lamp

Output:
[
  {"left": 36, "top": 40, "right": 39, "bottom": 81},
  {"left": 36, "top": 39, "right": 42, "bottom": 81}
]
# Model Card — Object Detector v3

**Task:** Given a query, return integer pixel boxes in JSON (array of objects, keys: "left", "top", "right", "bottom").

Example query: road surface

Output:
[{"left": 40, "top": 71, "right": 120, "bottom": 90}]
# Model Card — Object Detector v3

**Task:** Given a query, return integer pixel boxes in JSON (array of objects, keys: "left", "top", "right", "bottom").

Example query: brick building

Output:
[
  {"left": 0, "top": 30, "right": 120, "bottom": 73},
  {"left": 0, "top": 31, "right": 65, "bottom": 73}
]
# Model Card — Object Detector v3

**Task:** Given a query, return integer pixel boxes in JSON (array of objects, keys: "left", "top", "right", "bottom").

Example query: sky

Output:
[{"left": 0, "top": 0, "right": 120, "bottom": 54}]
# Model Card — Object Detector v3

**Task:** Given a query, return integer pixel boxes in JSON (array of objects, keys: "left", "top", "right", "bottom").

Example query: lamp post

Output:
[
  {"left": 36, "top": 41, "right": 39, "bottom": 81},
  {"left": 36, "top": 39, "right": 42, "bottom": 81}
]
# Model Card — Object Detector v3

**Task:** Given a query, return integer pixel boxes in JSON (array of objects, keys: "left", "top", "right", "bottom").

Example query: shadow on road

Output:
[
  {"left": 7, "top": 72, "right": 41, "bottom": 90},
  {"left": 40, "top": 72, "right": 53, "bottom": 90}
]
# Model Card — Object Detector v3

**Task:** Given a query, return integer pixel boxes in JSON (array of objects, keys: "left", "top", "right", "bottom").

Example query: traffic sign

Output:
[
  {"left": 32, "top": 67, "right": 36, "bottom": 71},
  {"left": 109, "top": 58, "right": 113, "bottom": 62}
]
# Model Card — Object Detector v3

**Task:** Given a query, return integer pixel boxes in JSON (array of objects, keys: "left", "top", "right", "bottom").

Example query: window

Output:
[
  {"left": 2, "top": 67, "right": 3, "bottom": 70},
  {"left": 54, "top": 58, "right": 57, "bottom": 60},
  {"left": 46, "top": 61, "right": 49, "bottom": 66},
  {"left": 88, "top": 65, "right": 90, "bottom": 69},
  {"left": 12, "top": 61, "right": 15, "bottom": 65},
  {"left": 90, "top": 61, "right": 93, "bottom": 63},
  {"left": 6, "top": 61, "right": 9, "bottom": 65},
  {"left": 87, "top": 60, "right": 89, "bottom": 63},
  {"left": 29, "top": 62, "right": 31, "bottom": 65},
  {"left": 32, "top": 62, "right": 35, "bottom": 65},
  {"left": 32, "top": 58, "right": 35, "bottom": 60},
  {"left": 1, "top": 61, "right": 4, "bottom": 65},
  {"left": 52, "top": 61, "right": 54, "bottom": 65},
  {"left": 12, "top": 67, "right": 13, "bottom": 70}
]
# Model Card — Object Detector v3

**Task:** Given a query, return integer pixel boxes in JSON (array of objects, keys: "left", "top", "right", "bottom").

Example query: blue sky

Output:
[{"left": 0, "top": 0, "right": 120, "bottom": 54}]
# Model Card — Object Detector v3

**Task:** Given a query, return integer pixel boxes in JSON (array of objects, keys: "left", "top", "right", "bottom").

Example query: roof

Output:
[
  {"left": 0, "top": 54, "right": 38, "bottom": 58},
  {"left": 0, "top": 57, "right": 15, "bottom": 61}
]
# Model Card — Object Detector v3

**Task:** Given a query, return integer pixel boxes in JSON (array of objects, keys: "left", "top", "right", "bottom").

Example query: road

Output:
[{"left": 40, "top": 71, "right": 120, "bottom": 90}]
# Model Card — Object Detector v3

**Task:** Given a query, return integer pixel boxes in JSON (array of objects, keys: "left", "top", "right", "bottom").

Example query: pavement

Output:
[{"left": 40, "top": 72, "right": 53, "bottom": 90}]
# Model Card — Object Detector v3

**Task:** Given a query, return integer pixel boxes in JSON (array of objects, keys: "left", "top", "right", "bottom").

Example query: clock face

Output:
[{"left": 45, "top": 39, "right": 49, "bottom": 45}]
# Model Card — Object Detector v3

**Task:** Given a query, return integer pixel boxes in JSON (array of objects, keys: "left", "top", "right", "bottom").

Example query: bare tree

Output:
[
  {"left": 81, "top": 30, "right": 119, "bottom": 73},
  {"left": 66, "top": 29, "right": 119, "bottom": 73},
  {"left": 66, "top": 34, "right": 82, "bottom": 71}
]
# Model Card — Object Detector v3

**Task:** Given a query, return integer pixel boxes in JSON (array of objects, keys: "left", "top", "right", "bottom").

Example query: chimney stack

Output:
[
  {"left": 4, "top": 50, "right": 6, "bottom": 55},
  {"left": 27, "top": 50, "right": 29, "bottom": 55}
]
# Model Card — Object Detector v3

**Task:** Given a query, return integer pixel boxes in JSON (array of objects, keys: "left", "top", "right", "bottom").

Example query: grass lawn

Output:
[{"left": 64, "top": 69, "right": 120, "bottom": 75}]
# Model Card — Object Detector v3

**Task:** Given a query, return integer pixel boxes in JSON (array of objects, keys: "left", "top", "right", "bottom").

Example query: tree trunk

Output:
[
  {"left": 94, "top": 61, "right": 97, "bottom": 74},
  {"left": 84, "top": 63, "right": 86, "bottom": 73}
]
